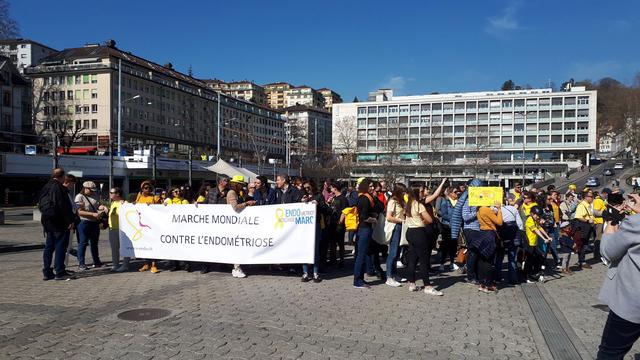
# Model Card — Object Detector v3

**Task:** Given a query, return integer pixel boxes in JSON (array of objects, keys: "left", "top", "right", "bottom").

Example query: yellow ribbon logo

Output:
[
  {"left": 125, "top": 209, "right": 151, "bottom": 241},
  {"left": 274, "top": 208, "right": 284, "bottom": 229}
]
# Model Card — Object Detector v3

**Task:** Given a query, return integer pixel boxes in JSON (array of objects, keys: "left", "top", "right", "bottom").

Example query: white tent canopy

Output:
[{"left": 203, "top": 159, "right": 260, "bottom": 182}]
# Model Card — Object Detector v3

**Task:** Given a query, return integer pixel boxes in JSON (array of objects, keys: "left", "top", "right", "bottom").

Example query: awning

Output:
[
  {"left": 57, "top": 146, "right": 97, "bottom": 155},
  {"left": 203, "top": 159, "right": 261, "bottom": 182}
]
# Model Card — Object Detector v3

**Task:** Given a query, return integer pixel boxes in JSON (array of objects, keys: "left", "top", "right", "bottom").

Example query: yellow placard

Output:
[{"left": 468, "top": 187, "right": 504, "bottom": 207}]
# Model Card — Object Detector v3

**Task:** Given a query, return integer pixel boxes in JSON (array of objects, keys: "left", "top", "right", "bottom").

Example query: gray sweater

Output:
[{"left": 598, "top": 213, "right": 640, "bottom": 323}]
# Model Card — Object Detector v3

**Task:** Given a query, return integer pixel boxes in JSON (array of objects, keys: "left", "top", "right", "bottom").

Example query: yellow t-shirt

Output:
[
  {"left": 405, "top": 201, "right": 427, "bottom": 228},
  {"left": 525, "top": 216, "right": 541, "bottom": 247},
  {"left": 135, "top": 193, "right": 160, "bottom": 204},
  {"left": 164, "top": 197, "right": 189, "bottom": 205},
  {"left": 574, "top": 200, "right": 593, "bottom": 223},
  {"left": 593, "top": 197, "right": 606, "bottom": 225},
  {"left": 196, "top": 195, "right": 206, "bottom": 204},
  {"left": 522, "top": 202, "right": 538, "bottom": 216},
  {"left": 108, "top": 201, "right": 123, "bottom": 230}
]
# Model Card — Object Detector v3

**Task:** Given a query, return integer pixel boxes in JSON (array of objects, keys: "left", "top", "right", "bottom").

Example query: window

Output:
[
  {"left": 443, "top": 103, "right": 453, "bottom": 111},
  {"left": 564, "top": 109, "right": 575, "bottom": 118},
  {"left": 502, "top": 100, "right": 512, "bottom": 108},
  {"left": 577, "top": 109, "right": 589, "bottom": 118},
  {"left": 551, "top": 123, "right": 563, "bottom": 130},
  {"left": 514, "top": 99, "right": 525, "bottom": 107},
  {"left": 83, "top": 105, "right": 90, "bottom": 114},
  {"left": 75, "top": 90, "right": 81, "bottom": 100},
  {"left": 83, "top": 120, "right": 89, "bottom": 129},
  {"left": 490, "top": 101, "right": 500, "bottom": 108},
  {"left": 91, "top": 74, "right": 97, "bottom": 84},
  {"left": 75, "top": 120, "right": 81, "bottom": 130},
  {"left": 91, "top": 89, "right": 98, "bottom": 99},
  {"left": 539, "top": 123, "right": 550, "bottom": 131},
  {"left": 2, "top": 91, "right": 10, "bottom": 106},
  {"left": 91, "top": 119, "right": 98, "bottom": 129},
  {"left": 577, "top": 121, "right": 589, "bottom": 130},
  {"left": 466, "top": 101, "right": 477, "bottom": 110},
  {"left": 432, "top": 103, "right": 442, "bottom": 111},
  {"left": 577, "top": 134, "right": 588, "bottom": 142},
  {"left": 43, "top": 106, "right": 49, "bottom": 115},
  {"left": 75, "top": 75, "right": 81, "bottom": 85},
  {"left": 82, "top": 75, "right": 89, "bottom": 84},
  {"left": 91, "top": 104, "right": 98, "bottom": 113}
]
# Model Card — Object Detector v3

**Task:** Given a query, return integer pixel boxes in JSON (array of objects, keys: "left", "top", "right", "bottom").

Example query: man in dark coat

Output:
[
  {"left": 275, "top": 174, "right": 303, "bottom": 204},
  {"left": 39, "top": 168, "right": 75, "bottom": 280}
]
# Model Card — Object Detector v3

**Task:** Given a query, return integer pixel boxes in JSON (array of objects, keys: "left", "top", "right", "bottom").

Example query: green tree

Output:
[{"left": 501, "top": 79, "right": 515, "bottom": 91}]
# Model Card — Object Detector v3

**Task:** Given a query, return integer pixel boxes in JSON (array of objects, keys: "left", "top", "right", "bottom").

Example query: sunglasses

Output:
[{"left": 109, "top": 191, "right": 117, "bottom": 194}]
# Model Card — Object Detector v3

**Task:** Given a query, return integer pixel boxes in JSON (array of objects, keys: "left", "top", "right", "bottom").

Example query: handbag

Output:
[
  {"left": 399, "top": 220, "right": 409, "bottom": 246},
  {"left": 372, "top": 213, "right": 387, "bottom": 245},
  {"left": 455, "top": 248, "right": 466, "bottom": 264},
  {"left": 83, "top": 194, "right": 109, "bottom": 230},
  {"left": 383, "top": 201, "right": 398, "bottom": 245}
]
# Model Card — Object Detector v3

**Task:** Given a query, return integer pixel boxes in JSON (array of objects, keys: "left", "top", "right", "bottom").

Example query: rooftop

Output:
[{"left": 0, "top": 38, "right": 58, "bottom": 52}]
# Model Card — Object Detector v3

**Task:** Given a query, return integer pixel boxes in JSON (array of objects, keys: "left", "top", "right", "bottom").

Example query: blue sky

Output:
[{"left": 10, "top": 0, "right": 640, "bottom": 100}]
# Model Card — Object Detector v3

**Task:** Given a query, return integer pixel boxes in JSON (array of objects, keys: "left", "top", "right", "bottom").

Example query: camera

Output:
[{"left": 602, "top": 193, "right": 625, "bottom": 225}]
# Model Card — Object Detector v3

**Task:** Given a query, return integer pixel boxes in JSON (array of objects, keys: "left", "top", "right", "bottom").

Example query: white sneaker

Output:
[
  {"left": 438, "top": 265, "right": 445, "bottom": 272},
  {"left": 408, "top": 283, "right": 419, "bottom": 292},
  {"left": 395, "top": 277, "right": 408, "bottom": 283},
  {"left": 396, "top": 261, "right": 405, "bottom": 269},
  {"left": 233, "top": 267, "right": 246, "bottom": 278},
  {"left": 424, "top": 287, "right": 444, "bottom": 296},
  {"left": 538, "top": 275, "right": 545, "bottom": 283},
  {"left": 452, "top": 263, "right": 460, "bottom": 271},
  {"left": 385, "top": 278, "right": 402, "bottom": 287}
]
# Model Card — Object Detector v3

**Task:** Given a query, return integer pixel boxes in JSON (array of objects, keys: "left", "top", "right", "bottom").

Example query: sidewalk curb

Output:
[{"left": 0, "top": 244, "right": 45, "bottom": 254}]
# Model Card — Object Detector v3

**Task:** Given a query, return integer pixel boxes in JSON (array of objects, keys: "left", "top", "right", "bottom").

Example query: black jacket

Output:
[
  {"left": 39, "top": 179, "right": 74, "bottom": 233},
  {"left": 275, "top": 185, "right": 303, "bottom": 204}
]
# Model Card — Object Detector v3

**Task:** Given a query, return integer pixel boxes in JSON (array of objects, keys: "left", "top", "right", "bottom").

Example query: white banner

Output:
[{"left": 119, "top": 203, "right": 316, "bottom": 264}]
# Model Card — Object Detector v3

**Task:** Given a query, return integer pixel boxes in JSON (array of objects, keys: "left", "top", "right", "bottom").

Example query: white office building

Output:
[
  {"left": 0, "top": 39, "right": 58, "bottom": 73},
  {"left": 332, "top": 87, "right": 597, "bottom": 183}
]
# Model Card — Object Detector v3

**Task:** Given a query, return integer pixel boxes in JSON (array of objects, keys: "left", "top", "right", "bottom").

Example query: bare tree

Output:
[
  {"left": 0, "top": 0, "right": 19, "bottom": 39},
  {"left": 623, "top": 88, "right": 640, "bottom": 163},
  {"left": 332, "top": 115, "right": 357, "bottom": 178},
  {"left": 469, "top": 132, "right": 491, "bottom": 177}
]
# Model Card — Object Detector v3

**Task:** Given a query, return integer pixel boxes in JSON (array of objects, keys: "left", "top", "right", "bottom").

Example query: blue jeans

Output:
[
  {"left": 495, "top": 241, "right": 518, "bottom": 284},
  {"left": 77, "top": 220, "right": 101, "bottom": 266},
  {"left": 464, "top": 229, "right": 479, "bottom": 281},
  {"left": 303, "top": 225, "right": 322, "bottom": 275},
  {"left": 353, "top": 226, "right": 372, "bottom": 286},
  {"left": 386, "top": 223, "right": 401, "bottom": 279},
  {"left": 43, "top": 231, "right": 70, "bottom": 276}
]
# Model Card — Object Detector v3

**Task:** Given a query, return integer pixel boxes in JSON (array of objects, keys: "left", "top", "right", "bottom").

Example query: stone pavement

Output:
[{"left": 0, "top": 223, "right": 639, "bottom": 359}]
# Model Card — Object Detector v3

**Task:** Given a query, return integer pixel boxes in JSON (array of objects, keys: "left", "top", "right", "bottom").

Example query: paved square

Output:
[{"left": 1, "top": 223, "right": 639, "bottom": 359}]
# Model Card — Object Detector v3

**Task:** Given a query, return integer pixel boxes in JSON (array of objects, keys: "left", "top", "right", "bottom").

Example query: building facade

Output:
[
  {"left": 285, "top": 86, "right": 324, "bottom": 109},
  {"left": 0, "top": 39, "right": 58, "bottom": 73},
  {"left": 332, "top": 87, "right": 597, "bottom": 183},
  {"left": 283, "top": 105, "right": 332, "bottom": 162},
  {"left": 319, "top": 88, "right": 342, "bottom": 112},
  {"left": 0, "top": 56, "right": 31, "bottom": 152},
  {"left": 264, "top": 82, "right": 292, "bottom": 109},
  {"left": 25, "top": 43, "right": 285, "bottom": 163},
  {"left": 204, "top": 80, "right": 267, "bottom": 106}
]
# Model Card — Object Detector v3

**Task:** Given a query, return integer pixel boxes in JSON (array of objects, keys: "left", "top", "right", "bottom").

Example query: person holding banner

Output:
[
  {"left": 108, "top": 187, "right": 129, "bottom": 272},
  {"left": 165, "top": 188, "right": 191, "bottom": 272},
  {"left": 253, "top": 175, "right": 276, "bottom": 206},
  {"left": 301, "top": 179, "right": 328, "bottom": 283},
  {"left": 227, "top": 175, "right": 257, "bottom": 278},
  {"left": 135, "top": 180, "right": 162, "bottom": 274}
]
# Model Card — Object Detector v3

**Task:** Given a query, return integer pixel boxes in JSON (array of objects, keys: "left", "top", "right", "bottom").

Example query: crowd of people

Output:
[
  {"left": 38, "top": 167, "right": 633, "bottom": 292},
  {"left": 36, "top": 167, "right": 640, "bottom": 357}
]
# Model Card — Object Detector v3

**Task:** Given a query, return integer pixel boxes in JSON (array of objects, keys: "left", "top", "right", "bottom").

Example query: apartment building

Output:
[
  {"left": 319, "top": 88, "right": 342, "bottom": 112},
  {"left": 0, "top": 39, "right": 58, "bottom": 73},
  {"left": 332, "top": 87, "right": 597, "bottom": 182},
  {"left": 282, "top": 105, "right": 332, "bottom": 161},
  {"left": 204, "top": 80, "right": 267, "bottom": 106},
  {"left": 264, "top": 82, "right": 292, "bottom": 109},
  {"left": 0, "top": 56, "right": 31, "bottom": 152},
  {"left": 25, "top": 43, "right": 285, "bottom": 163},
  {"left": 285, "top": 86, "right": 324, "bottom": 109}
]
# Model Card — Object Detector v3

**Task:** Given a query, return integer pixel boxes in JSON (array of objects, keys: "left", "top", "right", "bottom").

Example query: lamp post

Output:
[{"left": 216, "top": 91, "right": 221, "bottom": 160}]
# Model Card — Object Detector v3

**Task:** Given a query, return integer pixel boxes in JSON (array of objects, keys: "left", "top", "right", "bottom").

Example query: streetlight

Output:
[{"left": 116, "top": 88, "right": 141, "bottom": 156}]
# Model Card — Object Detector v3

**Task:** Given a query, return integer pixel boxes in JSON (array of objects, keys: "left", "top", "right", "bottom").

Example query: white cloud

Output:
[
  {"left": 485, "top": 1, "right": 522, "bottom": 36},
  {"left": 378, "top": 76, "right": 414, "bottom": 95}
]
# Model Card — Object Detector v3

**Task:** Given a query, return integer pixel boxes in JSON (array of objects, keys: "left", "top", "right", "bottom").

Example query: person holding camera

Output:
[
  {"left": 75, "top": 181, "right": 107, "bottom": 271},
  {"left": 596, "top": 194, "right": 640, "bottom": 359}
]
